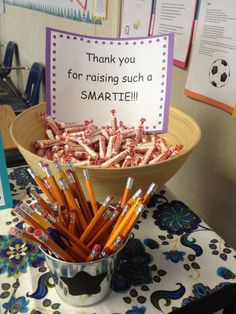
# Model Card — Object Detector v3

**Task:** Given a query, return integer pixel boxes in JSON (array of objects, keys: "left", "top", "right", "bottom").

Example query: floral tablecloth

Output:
[{"left": 1, "top": 166, "right": 236, "bottom": 314}]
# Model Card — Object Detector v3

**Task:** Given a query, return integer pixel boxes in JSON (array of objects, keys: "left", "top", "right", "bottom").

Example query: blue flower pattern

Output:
[
  {"left": 163, "top": 250, "right": 186, "bottom": 263},
  {"left": 153, "top": 200, "right": 201, "bottom": 235},
  {"left": 0, "top": 167, "right": 235, "bottom": 314},
  {"left": 0, "top": 235, "right": 45, "bottom": 277},
  {"left": 2, "top": 296, "right": 30, "bottom": 313}
]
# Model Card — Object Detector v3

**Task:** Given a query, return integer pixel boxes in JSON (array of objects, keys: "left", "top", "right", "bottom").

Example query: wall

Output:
[
  {"left": 0, "top": 2, "right": 236, "bottom": 248},
  {"left": 168, "top": 66, "right": 236, "bottom": 248},
  {"left": 0, "top": 2, "right": 121, "bottom": 94}
]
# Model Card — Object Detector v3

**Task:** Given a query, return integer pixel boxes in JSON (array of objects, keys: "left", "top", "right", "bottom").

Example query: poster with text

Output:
[
  {"left": 46, "top": 28, "right": 174, "bottom": 133},
  {"left": 153, "top": 0, "right": 197, "bottom": 68},
  {"left": 185, "top": 0, "right": 236, "bottom": 114},
  {"left": 0, "top": 135, "right": 12, "bottom": 210}
]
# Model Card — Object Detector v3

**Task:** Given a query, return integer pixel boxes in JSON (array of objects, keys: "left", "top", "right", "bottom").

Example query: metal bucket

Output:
[{"left": 42, "top": 244, "right": 125, "bottom": 307}]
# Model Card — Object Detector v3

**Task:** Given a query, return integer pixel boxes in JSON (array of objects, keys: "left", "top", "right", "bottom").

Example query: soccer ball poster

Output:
[{"left": 185, "top": 0, "right": 236, "bottom": 114}]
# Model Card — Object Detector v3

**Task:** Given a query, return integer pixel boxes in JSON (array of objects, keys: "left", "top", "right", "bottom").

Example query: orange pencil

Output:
[
  {"left": 54, "top": 161, "right": 70, "bottom": 188},
  {"left": 90, "top": 204, "right": 114, "bottom": 233},
  {"left": 34, "top": 229, "right": 77, "bottom": 262},
  {"left": 9, "top": 226, "right": 42, "bottom": 246},
  {"left": 43, "top": 178, "right": 58, "bottom": 202},
  {"left": 101, "top": 198, "right": 142, "bottom": 255},
  {"left": 55, "top": 203, "right": 68, "bottom": 227},
  {"left": 19, "top": 203, "right": 52, "bottom": 230},
  {"left": 68, "top": 208, "right": 78, "bottom": 236},
  {"left": 120, "top": 177, "right": 134, "bottom": 208},
  {"left": 14, "top": 205, "right": 49, "bottom": 232},
  {"left": 83, "top": 169, "right": 98, "bottom": 215},
  {"left": 110, "top": 188, "right": 143, "bottom": 238},
  {"left": 87, "top": 244, "right": 102, "bottom": 262},
  {"left": 65, "top": 167, "right": 93, "bottom": 223},
  {"left": 39, "top": 161, "right": 68, "bottom": 210},
  {"left": 31, "top": 202, "right": 45, "bottom": 216},
  {"left": 59, "top": 179, "right": 88, "bottom": 231},
  {"left": 142, "top": 183, "right": 157, "bottom": 205},
  {"left": 27, "top": 168, "right": 56, "bottom": 204},
  {"left": 30, "top": 189, "right": 54, "bottom": 214},
  {"left": 41, "top": 210, "right": 57, "bottom": 225},
  {"left": 87, "top": 204, "right": 123, "bottom": 249},
  {"left": 113, "top": 203, "right": 145, "bottom": 251},
  {"left": 14, "top": 204, "right": 89, "bottom": 258},
  {"left": 52, "top": 221, "right": 90, "bottom": 256},
  {"left": 80, "top": 195, "right": 113, "bottom": 243}
]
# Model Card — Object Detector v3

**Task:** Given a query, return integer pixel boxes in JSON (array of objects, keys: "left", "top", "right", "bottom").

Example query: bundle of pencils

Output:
[{"left": 9, "top": 161, "right": 157, "bottom": 263}]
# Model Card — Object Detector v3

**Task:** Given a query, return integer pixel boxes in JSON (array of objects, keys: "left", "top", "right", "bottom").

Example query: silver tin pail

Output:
[{"left": 42, "top": 244, "right": 125, "bottom": 307}]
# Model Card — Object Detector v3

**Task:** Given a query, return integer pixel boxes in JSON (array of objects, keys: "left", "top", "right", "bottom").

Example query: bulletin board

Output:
[{"left": 4, "top": 0, "right": 105, "bottom": 24}]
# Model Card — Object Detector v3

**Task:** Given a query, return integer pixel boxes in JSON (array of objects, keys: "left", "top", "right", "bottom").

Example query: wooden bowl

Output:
[{"left": 10, "top": 102, "right": 201, "bottom": 202}]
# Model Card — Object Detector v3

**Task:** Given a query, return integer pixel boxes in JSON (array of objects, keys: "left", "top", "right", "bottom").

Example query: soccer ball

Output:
[{"left": 209, "top": 59, "right": 230, "bottom": 88}]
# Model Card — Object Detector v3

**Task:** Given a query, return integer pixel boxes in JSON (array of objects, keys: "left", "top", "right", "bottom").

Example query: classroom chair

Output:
[
  {"left": 0, "top": 41, "right": 20, "bottom": 96},
  {"left": 0, "top": 62, "right": 44, "bottom": 114}
]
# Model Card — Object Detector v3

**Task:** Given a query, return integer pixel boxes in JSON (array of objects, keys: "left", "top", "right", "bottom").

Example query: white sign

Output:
[{"left": 46, "top": 28, "right": 174, "bottom": 133}]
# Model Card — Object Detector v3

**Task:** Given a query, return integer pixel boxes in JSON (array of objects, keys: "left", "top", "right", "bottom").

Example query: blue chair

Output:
[
  {"left": 0, "top": 62, "right": 44, "bottom": 114},
  {"left": 0, "top": 41, "right": 19, "bottom": 96},
  {"left": 0, "top": 41, "right": 16, "bottom": 78}
]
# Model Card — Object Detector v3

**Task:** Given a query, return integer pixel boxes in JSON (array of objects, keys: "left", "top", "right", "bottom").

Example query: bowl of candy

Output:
[{"left": 11, "top": 102, "right": 201, "bottom": 202}]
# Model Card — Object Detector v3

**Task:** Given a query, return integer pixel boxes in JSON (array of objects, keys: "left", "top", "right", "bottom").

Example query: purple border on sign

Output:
[
  {"left": 46, "top": 27, "right": 52, "bottom": 115},
  {"left": 45, "top": 27, "right": 174, "bottom": 133},
  {"left": 163, "top": 32, "right": 174, "bottom": 133}
]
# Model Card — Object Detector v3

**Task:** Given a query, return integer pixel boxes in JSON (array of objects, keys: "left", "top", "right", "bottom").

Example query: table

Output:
[
  {"left": 0, "top": 104, "right": 16, "bottom": 150},
  {"left": 1, "top": 166, "right": 236, "bottom": 314}
]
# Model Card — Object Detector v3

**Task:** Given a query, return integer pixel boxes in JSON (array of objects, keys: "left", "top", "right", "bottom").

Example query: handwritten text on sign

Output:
[{"left": 46, "top": 28, "right": 174, "bottom": 132}]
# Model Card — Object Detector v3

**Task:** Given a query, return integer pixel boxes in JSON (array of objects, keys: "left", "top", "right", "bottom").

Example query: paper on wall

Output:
[
  {"left": 120, "top": 0, "right": 153, "bottom": 37},
  {"left": 185, "top": 0, "right": 236, "bottom": 114},
  {"left": 153, "top": 0, "right": 197, "bottom": 68},
  {"left": 92, "top": 0, "right": 107, "bottom": 20}
]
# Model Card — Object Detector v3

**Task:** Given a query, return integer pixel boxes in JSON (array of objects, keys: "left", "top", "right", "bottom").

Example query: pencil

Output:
[
  {"left": 34, "top": 229, "right": 77, "bottom": 262},
  {"left": 27, "top": 168, "right": 56, "bottom": 204},
  {"left": 120, "top": 177, "right": 134, "bottom": 208},
  {"left": 110, "top": 188, "right": 143, "bottom": 238},
  {"left": 39, "top": 161, "right": 68, "bottom": 210},
  {"left": 142, "top": 183, "right": 157, "bottom": 205},
  {"left": 14, "top": 204, "right": 49, "bottom": 232},
  {"left": 80, "top": 195, "right": 113, "bottom": 243},
  {"left": 9, "top": 226, "right": 42, "bottom": 246},
  {"left": 54, "top": 160, "right": 70, "bottom": 188},
  {"left": 68, "top": 208, "right": 77, "bottom": 236},
  {"left": 83, "top": 169, "right": 98, "bottom": 215},
  {"left": 53, "top": 221, "right": 90, "bottom": 255},
  {"left": 87, "top": 204, "right": 122, "bottom": 249},
  {"left": 101, "top": 198, "right": 142, "bottom": 255},
  {"left": 116, "top": 204, "right": 145, "bottom": 246},
  {"left": 30, "top": 189, "right": 54, "bottom": 214},
  {"left": 19, "top": 203, "right": 52, "bottom": 230},
  {"left": 14, "top": 203, "right": 89, "bottom": 258},
  {"left": 59, "top": 178, "right": 88, "bottom": 231},
  {"left": 65, "top": 166, "right": 93, "bottom": 223},
  {"left": 87, "top": 244, "right": 102, "bottom": 262},
  {"left": 47, "top": 227, "right": 85, "bottom": 262}
]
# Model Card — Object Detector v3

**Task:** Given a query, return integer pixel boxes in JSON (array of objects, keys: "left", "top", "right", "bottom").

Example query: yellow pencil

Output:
[
  {"left": 80, "top": 195, "right": 113, "bottom": 243},
  {"left": 120, "top": 177, "right": 134, "bottom": 208},
  {"left": 101, "top": 198, "right": 142, "bottom": 255},
  {"left": 83, "top": 169, "right": 98, "bottom": 215}
]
